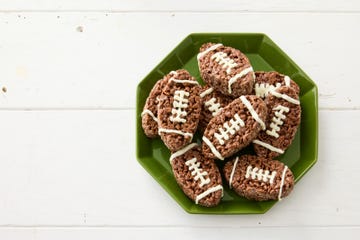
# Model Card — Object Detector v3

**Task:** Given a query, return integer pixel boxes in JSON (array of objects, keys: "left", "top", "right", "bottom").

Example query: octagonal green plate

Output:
[{"left": 136, "top": 33, "right": 318, "bottom": 214}]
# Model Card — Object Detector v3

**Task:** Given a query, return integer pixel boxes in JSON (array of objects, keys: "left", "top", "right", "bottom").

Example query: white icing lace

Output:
[
  {"left": 255, "top": 82, "right": 281, "bottom": 98},
  {"left": 214, "top": 113, "right": 245, "bottom": 145},
  {"left": 200, "top": 87, "right": 214, "bottom": 98},
  {"left": 266, "top": 105, "right": 290, "bottom": 138},
  {"left": 185, "top": 158, "right": 210, "bottom": 187},
  {"left": 211, "top": 52, "right": 237, "bottom": 74},
  {"left": 205, "top": 97, "right": 222, "bottom": 116},
  {"left": 170, "top": 90, "right": 189, "bottom": 123},
  {"left": 245, "top": 165, "right": 277, "bottom": 184}
]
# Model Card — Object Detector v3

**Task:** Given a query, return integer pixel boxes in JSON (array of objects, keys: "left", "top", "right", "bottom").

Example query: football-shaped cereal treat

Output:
[
  {"left": 202, "top": 95, "right": 267, "bottom": 160},
  {"left": 198, "top": 85, "right": 234, "bottom": 132},
  {"left": 254, "top": 71, "right": 300, "bottom": 98},
  {"left": 198, "top": 43, "right": 255, "bottom": 97},
  {"left": 253, "top": 86, "right": 301, "bottom": 158},
  {"left": 170, "top": 143, "right": 223, "bottom": 207},
  {"left": 223, "top": 155, "right": 294, "bottom": 201},
  {"left": 158, "top": 69, "right": 201, "bottom": 151},
  {"left": 141, "top": 72, "right": 172, "bottom": 138}
]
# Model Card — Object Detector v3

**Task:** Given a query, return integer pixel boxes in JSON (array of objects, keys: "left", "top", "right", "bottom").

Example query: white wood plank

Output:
[
  {"left": 0, "top": 0, "right": 359, "bottom": 12},
  {"left": 0, "top": 12, "right": 359, "bottom": 109},
  {"left": 0, "top": 227, "right": 359, "bottom": 240},
  {"left": 0, "top": 109, "right": 358, "bottom": 226}
]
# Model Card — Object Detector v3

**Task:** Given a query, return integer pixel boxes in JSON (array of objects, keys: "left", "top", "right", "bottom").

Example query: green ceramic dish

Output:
[{"left": 136, "top": 33, "right": 318, "bottom": 214}]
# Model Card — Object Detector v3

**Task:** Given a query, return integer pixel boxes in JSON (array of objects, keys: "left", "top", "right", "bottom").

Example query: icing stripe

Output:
[
  {"left": 239, "top": 96, "right": 266, "bottom": 130},
  {"left": 270, "top": 90, "right": 300, "bottom": 105},
  {"left": 195, "top": 185, "right": 223, "bottom": 204},
  {"left": 229, "top": 157, "right": 239, "bottom": 189},
  {"left": 158, "top": 128, "right": 193, "bottom": 139},
  {"left": 284, "top": 76, "right": 291, "bottom": 87},
  {"left": 202, "top": 136, "right": 224, "bottom": 160},
  {"left": 200, "top": 87, "right": 214, "bottom": 98},
  {"left": 169, "top": 143, "right": 198, "bottom": 162},
  {"left": 197, "top": 43, "right": 223, "bottom": 60},
  {"left": 278, "top": 165, "right": 288, "bottom": 201},
  {"left": 228, "top": 67, "right": 253, "bottom": 94},
  {"left": 141, "top": 109, "right": 159, "bottom": 123},
  {"left": 170, "top": 78, "right": 199, "bottom": 85},
  {"left": 253, "top": 139, "right": 284, "bottom": 154},
  {"left": 170, "top": 71, "right": 178, "bottom": 76}
]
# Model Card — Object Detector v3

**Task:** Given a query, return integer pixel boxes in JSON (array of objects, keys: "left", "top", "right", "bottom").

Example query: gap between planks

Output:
[
  {"left": 0, "top": 10, "right": 360, "bottom": 14},
  {"left": 0, "top": 225, "right": 359, "bottom": 229}
]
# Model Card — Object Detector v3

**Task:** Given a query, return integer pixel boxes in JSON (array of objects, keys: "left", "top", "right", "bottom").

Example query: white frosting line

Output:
[
  {"left": 278, "top": 165, "right": 288, "bottom": 201},
  {"left": 239, "top": 96, "right": 266, "bottom": 130},
  {"left": 141, "top": 109, "right": 159, "bottom": 123},
  {"left": 197, "top": 43, "right": 223, "bottom": 61},
  {"left": 229, "top": 157, "right": 239, "bottom": 189},
  {"left": 255, "top": 82, "right": 281, "bottom": 98},
  {"left": 169, "top": 143, "right": 198, "bottom": 162},
  {"left": 170, "top": 71, "right": 178, "bottom": 76},
  {"left": 200, "top": 87, "right": 214, "bottom": 98},
  {"left": 228, "top": 67, "right": 253, "bottom": 94},
  {"left": 158, "top": 128, "right": 193, "bottom": 139},
  {"left": 170, "top": 78, "right": 199, "bottom": 85},
  {"left": 202, "top": 136, "right": 224, "bottom": 160},
  {"left": 195, "top": 185, "right": 223, "bottom": 204},
  {"left": 270, "top": 90, "right": 300, "bottom": 105},
  {"left": 253, "top": 139, "right": 284, "bottom": 154},
  {"left": 284, "top": 76, "right": 291, "bottom": 87}
]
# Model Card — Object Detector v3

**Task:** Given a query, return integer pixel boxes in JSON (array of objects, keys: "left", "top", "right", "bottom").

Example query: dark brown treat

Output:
[
  {"left": 170, "top": 143, "right": 223, "bottom": 207},
  {"left": 254, "top": 71, "right": 300, "bottom": 98},
  {"left": 202, "top": 95, "right": 267, "bottom": 160},
  {"left": 253, "top": 86, "right": 301, "bottom": 158},
  {"left": 198, "top": 85, "right": 234, "bottom": 132},
  {"left": 198, "top": 42, "right": 255, "bottom": 97},
  {"left": 158, "top": 69, "right": 202, "bottom": 151},
  {"left": 141, "top": 72, "right": 173, "bottom": 138},
  {"left": 223, "top": 155, "right": 294, "bottom": 201}
]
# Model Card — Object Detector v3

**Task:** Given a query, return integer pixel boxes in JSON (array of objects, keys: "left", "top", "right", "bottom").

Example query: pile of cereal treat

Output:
[{"left": 141, "top": 43, "right": 301, "bottom": 207}]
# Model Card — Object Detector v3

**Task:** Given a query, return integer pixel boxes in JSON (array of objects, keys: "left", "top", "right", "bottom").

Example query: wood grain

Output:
[
  {"left": 0, "top": 1, "right": 358, "bottom": 238},
  {"left": 0, "top": 110, "right": 358, "bottom": 226},
  {"left": 0, "top": 0, "right": 359, "bottom": 12},
  {"left": 0, "top": 13, "right": 359, "bottom": 109}
]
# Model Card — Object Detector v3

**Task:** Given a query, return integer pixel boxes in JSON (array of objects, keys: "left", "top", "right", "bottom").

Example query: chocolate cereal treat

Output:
[
  {"left": 253, "top": 86, "right": 301, "bottom": 158},
  {"left": 158, "top": 69, "right": 201, "bottom": 151},
  {"left": 141, "top": 72, "right": 173, "bottom": 138},
  {"left": 223, "top": 155, "right": 294, "bottom": 201},
  {"left": 202, "top": 95, "right": 267, "bottom": 160},
  {"left": 197, "top": 43, "right": 255, "bottom": 97},
  {"left": 170, "top": 143, "right": 223, "bottom": 207},
  {"left": 254, "top": 71, "right": 300, "bottom": 98},
  {"left": 198, "top": 85, "right": 234, "bottom": 132}
]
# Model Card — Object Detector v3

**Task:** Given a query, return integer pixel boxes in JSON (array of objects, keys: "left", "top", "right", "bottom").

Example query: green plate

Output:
[{"left": 136, "top": 33, "right": 318, "bottom": 214}]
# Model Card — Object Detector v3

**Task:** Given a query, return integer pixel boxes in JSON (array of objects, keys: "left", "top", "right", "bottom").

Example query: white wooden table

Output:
[{"left": 0, "top": 1, "right": 359, "bottom": 239}]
